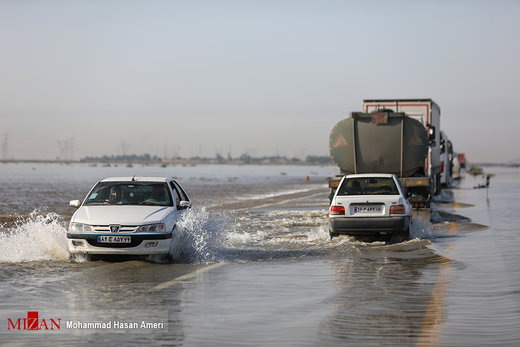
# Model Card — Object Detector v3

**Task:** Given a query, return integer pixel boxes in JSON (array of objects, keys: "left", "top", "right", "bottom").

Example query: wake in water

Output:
[
  {"left": 0, "top": 207, "right": 439, "bottom": 264},
  {"left": 0, "top": 208, "right": 230, "bottom": 264},
  {"left": 163, "top": 207, "right": 437, "bottom": 263},
  {"left": 177, "top": 207, "right": 442, "bottom": 262},
  {"left": 0, "top": 212, "right": 69, "bottom": 262},
  {"left": 0, "top": 208, "right": 226, "bottom": 264}
]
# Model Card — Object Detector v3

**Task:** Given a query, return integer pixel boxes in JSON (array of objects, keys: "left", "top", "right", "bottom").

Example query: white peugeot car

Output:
[
  {"left": 67, "top": 177, "right": 191, "bottom": 257},
  {"left": 329, "top": 173, "right": 412, "bottom": 241}
]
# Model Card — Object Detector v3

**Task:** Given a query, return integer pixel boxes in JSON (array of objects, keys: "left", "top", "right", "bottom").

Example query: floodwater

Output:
[{"left": 0, "top": 163, "right": 519, "bottom": 346}]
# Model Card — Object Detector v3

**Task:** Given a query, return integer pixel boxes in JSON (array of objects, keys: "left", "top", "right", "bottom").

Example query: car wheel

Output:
[
  {"left": 329, "top": 229, "right": 339, "bottom": 240},
  {"left": 389, "top": 228, "right": 410, "bottom": 244},
  {"left": 402, "top": 227, "right": 410, "bottom": 240}
]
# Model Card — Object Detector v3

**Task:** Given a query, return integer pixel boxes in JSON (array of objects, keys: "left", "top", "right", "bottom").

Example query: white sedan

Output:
[
  {"left": 67, "top": 177, "right": 191, "bottom": 257},
  {"left": 329, "top": 173, "right": 412, "bottom": 241}
]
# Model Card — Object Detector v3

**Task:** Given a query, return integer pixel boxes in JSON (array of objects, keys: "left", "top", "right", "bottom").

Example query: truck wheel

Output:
[{"left": 436, "top": 173, "right": 442, "bottom": 194}]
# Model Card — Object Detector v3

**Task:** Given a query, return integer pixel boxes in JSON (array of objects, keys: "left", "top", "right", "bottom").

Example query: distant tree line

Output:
[
  {"left": 305, "top": 155, "right": 334, "bottom": 165},
  {"left": 81, "top": 154, "right": 161, "bottom": 163},
  {"left": 80, "top": 153, "right": 333, "bottom": 165}
]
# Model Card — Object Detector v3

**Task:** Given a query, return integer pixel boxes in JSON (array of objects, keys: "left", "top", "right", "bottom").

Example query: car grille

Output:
[
  {"left": 86, "top": 239, "right": 144, "bottom": 248},
  {"left": 91, "top": 225, "right": 139, "bottom": 232}
]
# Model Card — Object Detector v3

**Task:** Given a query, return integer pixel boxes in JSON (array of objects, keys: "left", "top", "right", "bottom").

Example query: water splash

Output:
[
  {"left": 410, "top": 216, "right": 434, "bottom": 239},
  {"left": 0, "top": 212, "right": 69, "bottom": 262},
  {"left": 174, "top": 207, "right": 226, "bottom": 263}
]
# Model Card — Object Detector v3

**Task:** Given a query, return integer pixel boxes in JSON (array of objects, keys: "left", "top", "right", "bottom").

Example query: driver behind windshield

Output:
[{"left": 108, "top": 186, "right": 123, "bottom": 204}]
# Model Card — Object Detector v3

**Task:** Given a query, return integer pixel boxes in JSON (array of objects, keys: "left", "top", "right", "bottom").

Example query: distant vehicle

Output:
[
  {"left": 452, "top": 155, "right": 462, "bottom": 180},
  {"left": 440, "top": 131, "right": 454, "bottom": 187},
  {"left": 329, "top": 174, "right": 412, "bottom": 241},
  {"left": 457, "top": 153, "right": 466, "bottom": 169},
  {"left": 67, "top": 177, "right": 191, "bottom": 258}
]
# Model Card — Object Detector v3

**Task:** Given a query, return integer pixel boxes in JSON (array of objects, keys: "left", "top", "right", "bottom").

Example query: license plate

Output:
[
  {"left": 97, "top": 235, "right": 131, "bottom": 243},
  {"left": 352, "top": 205, "right": 383, "bottom": 214}
]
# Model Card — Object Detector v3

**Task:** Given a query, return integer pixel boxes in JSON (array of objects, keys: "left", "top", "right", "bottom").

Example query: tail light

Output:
[
  {"left": 390, "top": 204, "right": 406, "bottom": 214},
  {"left": 330, "top": 205, "right": 345, "bottom": 215}
]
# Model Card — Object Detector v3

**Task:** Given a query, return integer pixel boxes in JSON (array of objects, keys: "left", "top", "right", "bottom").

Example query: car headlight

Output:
[
  {"left": 69, "top": 222, "right": 93, "bottom": 233},
  {"left": 137, "top": 223, "right": 166, "bottom": 233}
]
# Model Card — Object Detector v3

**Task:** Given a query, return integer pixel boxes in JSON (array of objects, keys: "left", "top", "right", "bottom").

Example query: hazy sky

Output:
[{"left": 1, "top": 0, "right": 519, "bottom": 162}]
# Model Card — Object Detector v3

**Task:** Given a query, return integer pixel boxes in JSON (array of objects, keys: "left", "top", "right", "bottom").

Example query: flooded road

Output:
[{"left": 1, "top": 163, "right": 519, "bottom": 346}]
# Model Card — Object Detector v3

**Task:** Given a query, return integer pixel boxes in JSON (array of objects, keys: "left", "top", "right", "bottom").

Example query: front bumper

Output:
[
  {"left": 329, "top": 216, "right": 410, "bottom": 236},
  {"left": 67, "top": 232, "right": 173, "bottom": 255}
]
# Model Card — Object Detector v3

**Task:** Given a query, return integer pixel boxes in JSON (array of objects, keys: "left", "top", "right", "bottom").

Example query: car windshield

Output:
[
  {"left": 337, "top": 177, "right": 399, "bottom": 196},
  {"left": 84, "top": 182, "right": 173, "bottom": 206}
]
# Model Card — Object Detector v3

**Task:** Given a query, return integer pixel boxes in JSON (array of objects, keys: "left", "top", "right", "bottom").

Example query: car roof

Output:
[
  {"left": 99, "top": 177, "right": 171, "bottom": 183},
  {"left": 345, "top": 173, "right": 395, "bottom": 179}
]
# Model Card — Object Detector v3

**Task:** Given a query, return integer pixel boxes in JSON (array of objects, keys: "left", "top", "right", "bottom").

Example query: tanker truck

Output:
[
  {"left": 362, "top": 99, "right": 442, "bottom": 195},
  {"left": 328, "top": 103, "right": 439, "bottom": 221}
]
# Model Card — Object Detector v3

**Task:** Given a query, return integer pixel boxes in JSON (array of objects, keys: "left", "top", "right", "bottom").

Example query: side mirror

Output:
[
  {"left": 179, "top": 200, "right": 192, "bottom": 209},
  {"left": 69, "top": 200, "right": 81, "bottom": 208}
]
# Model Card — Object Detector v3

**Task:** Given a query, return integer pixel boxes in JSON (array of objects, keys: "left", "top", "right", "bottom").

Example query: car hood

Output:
[{"left": 72, "top": 205, "right": 173, "bottom": 225}]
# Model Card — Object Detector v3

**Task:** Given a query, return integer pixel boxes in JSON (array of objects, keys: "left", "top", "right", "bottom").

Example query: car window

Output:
[
  {"left": 84, "top": 182, "right": 173, "bottom": 206},
  {"left": 169, "top": 182, "right": 181, "bottom": 206},
  {"left": 172, "top": 181, "right": 189, "bottom": 201},
  {"left": 337, "top": 177, "right": 399, "bottom": 196}
]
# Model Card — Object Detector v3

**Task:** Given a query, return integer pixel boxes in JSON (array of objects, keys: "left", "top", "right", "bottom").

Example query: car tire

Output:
[
  {"left": 389, "top": 228, "right": 410, "bottom": 244},
  {"left": 329, "top": 229, "right": 339, "bottom": 240},
  {"left": 402, "top": 227, "right": 410, "bottom": 240}
]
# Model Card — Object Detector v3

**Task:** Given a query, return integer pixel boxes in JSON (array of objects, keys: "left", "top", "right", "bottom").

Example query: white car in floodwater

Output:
[
  {"left": 67, "top": 177, "right": 191, "bottom": 258},
  {"left": 329, "top": 173, "right": 412, "bottom": 242}
]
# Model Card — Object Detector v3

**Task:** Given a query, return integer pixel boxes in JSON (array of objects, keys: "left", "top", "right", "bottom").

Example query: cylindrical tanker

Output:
[
  {"left": 329, "top": 112, "right": 429, "bottom": 176},
  {"left": 328, "top": 111, "right": 432, "bottom": 220}
]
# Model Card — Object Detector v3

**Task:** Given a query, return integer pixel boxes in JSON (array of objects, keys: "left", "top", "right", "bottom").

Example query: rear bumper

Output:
[
  {"left": 329, "top": 216, "right": 410, "bottom": 236},
  {"left": 67, "top": 232, "right": 173, "bottom": 255}
]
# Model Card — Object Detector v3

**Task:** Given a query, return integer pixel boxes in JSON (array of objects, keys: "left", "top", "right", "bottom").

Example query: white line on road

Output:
[{"left": 151, "top": 262, "right": 226, "bottom": 291}]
